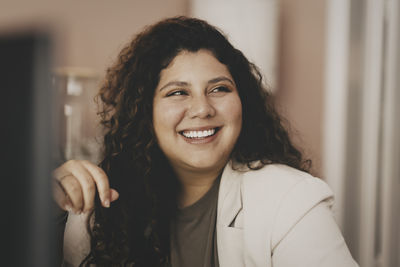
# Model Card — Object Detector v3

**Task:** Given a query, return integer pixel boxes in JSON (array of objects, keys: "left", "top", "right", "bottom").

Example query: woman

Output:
[{"left": 54, "top": 17, "right": 358, "bottom": 267}]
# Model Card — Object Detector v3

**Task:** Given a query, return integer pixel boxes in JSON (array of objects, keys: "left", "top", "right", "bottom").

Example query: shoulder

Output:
[
  {"left": 229, "top": 163, "right": 335, "bottom": 247},
  {"left": 232, "top": 163, "right": 333, "bottom": 199},
  {"left": 225, "top": 163, "right": 334, "bottom": 218},
  {"left": 235, "top": 163, "right": 334, "bottom": 213},
  {"left": 241, "top": 163, "right": 311, "bottom": 183}
]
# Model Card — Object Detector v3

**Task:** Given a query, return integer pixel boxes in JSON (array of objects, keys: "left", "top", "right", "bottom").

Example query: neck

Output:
[{"left": 175, "top": 168, "right": 222, "bottom": 208}]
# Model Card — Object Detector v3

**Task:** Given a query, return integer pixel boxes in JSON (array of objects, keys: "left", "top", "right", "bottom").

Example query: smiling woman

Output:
[
  {"left": 153, "top": 50, "right": 242, "bottom": 203},
  {"left": 53, "top": 17, "right": 359, "bottom": 267}
]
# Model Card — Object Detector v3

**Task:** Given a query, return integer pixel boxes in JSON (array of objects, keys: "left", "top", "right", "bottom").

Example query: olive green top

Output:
[{"left": 170, "top": 177, "right": 220, "bottom": 267}]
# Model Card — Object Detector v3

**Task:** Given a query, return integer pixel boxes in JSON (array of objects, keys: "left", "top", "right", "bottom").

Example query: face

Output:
[{"left": 153, "top": 49, "right": 242, "bottom": 178}]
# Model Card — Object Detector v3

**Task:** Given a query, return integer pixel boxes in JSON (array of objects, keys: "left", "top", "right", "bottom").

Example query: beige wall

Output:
[{"left": 276, "top": 0, "right": 326, "bottom": 176}]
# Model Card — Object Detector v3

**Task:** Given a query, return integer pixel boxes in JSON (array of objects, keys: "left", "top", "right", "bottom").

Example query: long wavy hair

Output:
[{"left": 81, "top": 16, "right": 311, "bottom": 266}]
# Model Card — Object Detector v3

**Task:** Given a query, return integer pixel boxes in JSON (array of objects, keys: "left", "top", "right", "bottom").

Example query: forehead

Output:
[{"left": 158, "top": 49, "right": 233, "bottom": 84}]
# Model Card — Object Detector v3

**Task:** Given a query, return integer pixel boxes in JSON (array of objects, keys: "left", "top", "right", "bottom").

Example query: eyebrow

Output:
[
  {"left": 158, "top": 76, "right": 235, "bottom": 91},
  {"left": 158, "top": 81, "right": 189, "bottom": 92},
  {"left": 207, "top": 76, "right": 235, "bottom": 86}
]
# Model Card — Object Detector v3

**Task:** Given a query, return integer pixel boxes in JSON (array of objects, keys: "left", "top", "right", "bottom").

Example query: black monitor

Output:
[{"left": 1, "top": 30, "right": 58, "bottom": 266}]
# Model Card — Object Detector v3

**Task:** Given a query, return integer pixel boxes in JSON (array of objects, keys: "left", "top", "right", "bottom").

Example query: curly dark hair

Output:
[{"left": 80, "top": 16, "right": 310, "bottom": 266}]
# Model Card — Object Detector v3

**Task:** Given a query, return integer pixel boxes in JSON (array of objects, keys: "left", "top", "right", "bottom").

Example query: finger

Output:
[
  {"left": 80, "top": 160, "right": 114, "bottom": 208},
  {"left": 53, "top": 160, "right": 96, "bottom": 213},
  {"left": 52, "top": 160, "right": 74, "bottom": 180},
  {"left": 58, "top": 175, "right": 84, "bottom": 213},
  {"left": 67, "top": 161, "right": 96, "bottom": 213},
  {"left": 52, "top": 178, "right": 73, "bottom": 212}
]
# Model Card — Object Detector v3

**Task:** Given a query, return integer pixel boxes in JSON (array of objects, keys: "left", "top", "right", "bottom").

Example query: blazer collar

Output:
[
  {"left": 216, "top": 161, "right": 246, "bottom": 267},
  {"left": 217, "top": 161, "right": 243, "bottom": 226}
]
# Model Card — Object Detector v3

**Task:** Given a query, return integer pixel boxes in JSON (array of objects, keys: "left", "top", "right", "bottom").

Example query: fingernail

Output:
[{"left": 104, "top": 199, "right": 110, "bottom": 208}]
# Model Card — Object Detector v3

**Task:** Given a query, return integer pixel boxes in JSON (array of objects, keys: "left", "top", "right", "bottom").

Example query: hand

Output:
[{"left": 52, "top": 160, "right": 119, "bottom": 214}]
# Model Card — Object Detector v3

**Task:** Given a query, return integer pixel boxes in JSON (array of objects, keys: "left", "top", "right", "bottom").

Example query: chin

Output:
[{"left": 185, "top": 157, "right": 227, "bottom": 172}]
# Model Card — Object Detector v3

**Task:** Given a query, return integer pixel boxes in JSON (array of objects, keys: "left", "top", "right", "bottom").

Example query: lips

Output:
[{"left": 179, "top": 127, "right": 220, "bottom": 139}]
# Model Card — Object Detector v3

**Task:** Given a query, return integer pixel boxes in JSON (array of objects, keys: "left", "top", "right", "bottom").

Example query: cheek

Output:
[
  {"left": 153, "top": 100, "right": 185, "bottom": 135},
  {"left": 220, "top": 95, "right": 242, "bottom": 127}
]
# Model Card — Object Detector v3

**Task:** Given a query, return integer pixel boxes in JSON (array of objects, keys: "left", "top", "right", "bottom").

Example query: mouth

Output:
[{"left": 179, "top": 127, "right": 221, "bottom": 139}]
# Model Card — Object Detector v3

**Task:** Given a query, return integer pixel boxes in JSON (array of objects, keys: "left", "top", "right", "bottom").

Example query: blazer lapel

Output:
[{"left": 216, "top": 162, "right": 245, "bottom": 267}]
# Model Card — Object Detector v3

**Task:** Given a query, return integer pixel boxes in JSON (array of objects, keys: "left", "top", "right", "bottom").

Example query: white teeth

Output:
[{"left": 182, "top": 128, "right": 216, "bottom": 138}]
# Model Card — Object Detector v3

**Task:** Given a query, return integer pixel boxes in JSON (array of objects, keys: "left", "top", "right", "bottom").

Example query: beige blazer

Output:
[
  {"left": 63, "top": 162, "right": 359, "bottom": 267},
  {"left": 216, "top": 162, "right": 359, "bottom": 267}
]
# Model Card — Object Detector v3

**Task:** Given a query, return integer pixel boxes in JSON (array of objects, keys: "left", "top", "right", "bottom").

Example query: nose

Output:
[{"left": 187, "top": 96, "right": 216, "bottom": 119}]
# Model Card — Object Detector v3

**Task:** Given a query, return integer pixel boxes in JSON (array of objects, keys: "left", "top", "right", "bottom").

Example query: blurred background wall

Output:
[
  {"left": 275, "top": 0, "right": 326, "bottom": 176},
  {"left": 0, "top": 0, "right": 188, "bottom": 163},
  {"left": 0, "top": 0, "right": 325, "bottom": 174},
  {"left": 0, "top": 0, "right": 188, "bottom": 73},
  {"left": 0, "top": 0, "right": 326, "bottom": 175},
  {"left": 1, "top": 0, "right": 399, "bottom": 266}
]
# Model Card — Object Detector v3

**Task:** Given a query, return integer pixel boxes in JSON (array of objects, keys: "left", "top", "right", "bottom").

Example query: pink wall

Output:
[
  {"left": 0, "top": 0, "right": 188, "bottom": 74},
  {"left": 276, "top": 0, "right": 326, "bottom": 176},
  {"left": 1, "top": 0, "right": 325, "bottom": 175}
]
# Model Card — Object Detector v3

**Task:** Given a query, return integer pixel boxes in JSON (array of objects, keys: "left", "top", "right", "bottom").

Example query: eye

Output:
[
  {"left": 211, "top": 86, "right": 231, "bottom": 93},
  {"left": 166, "top": 90, "right": 188, "bottom": 97}
]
